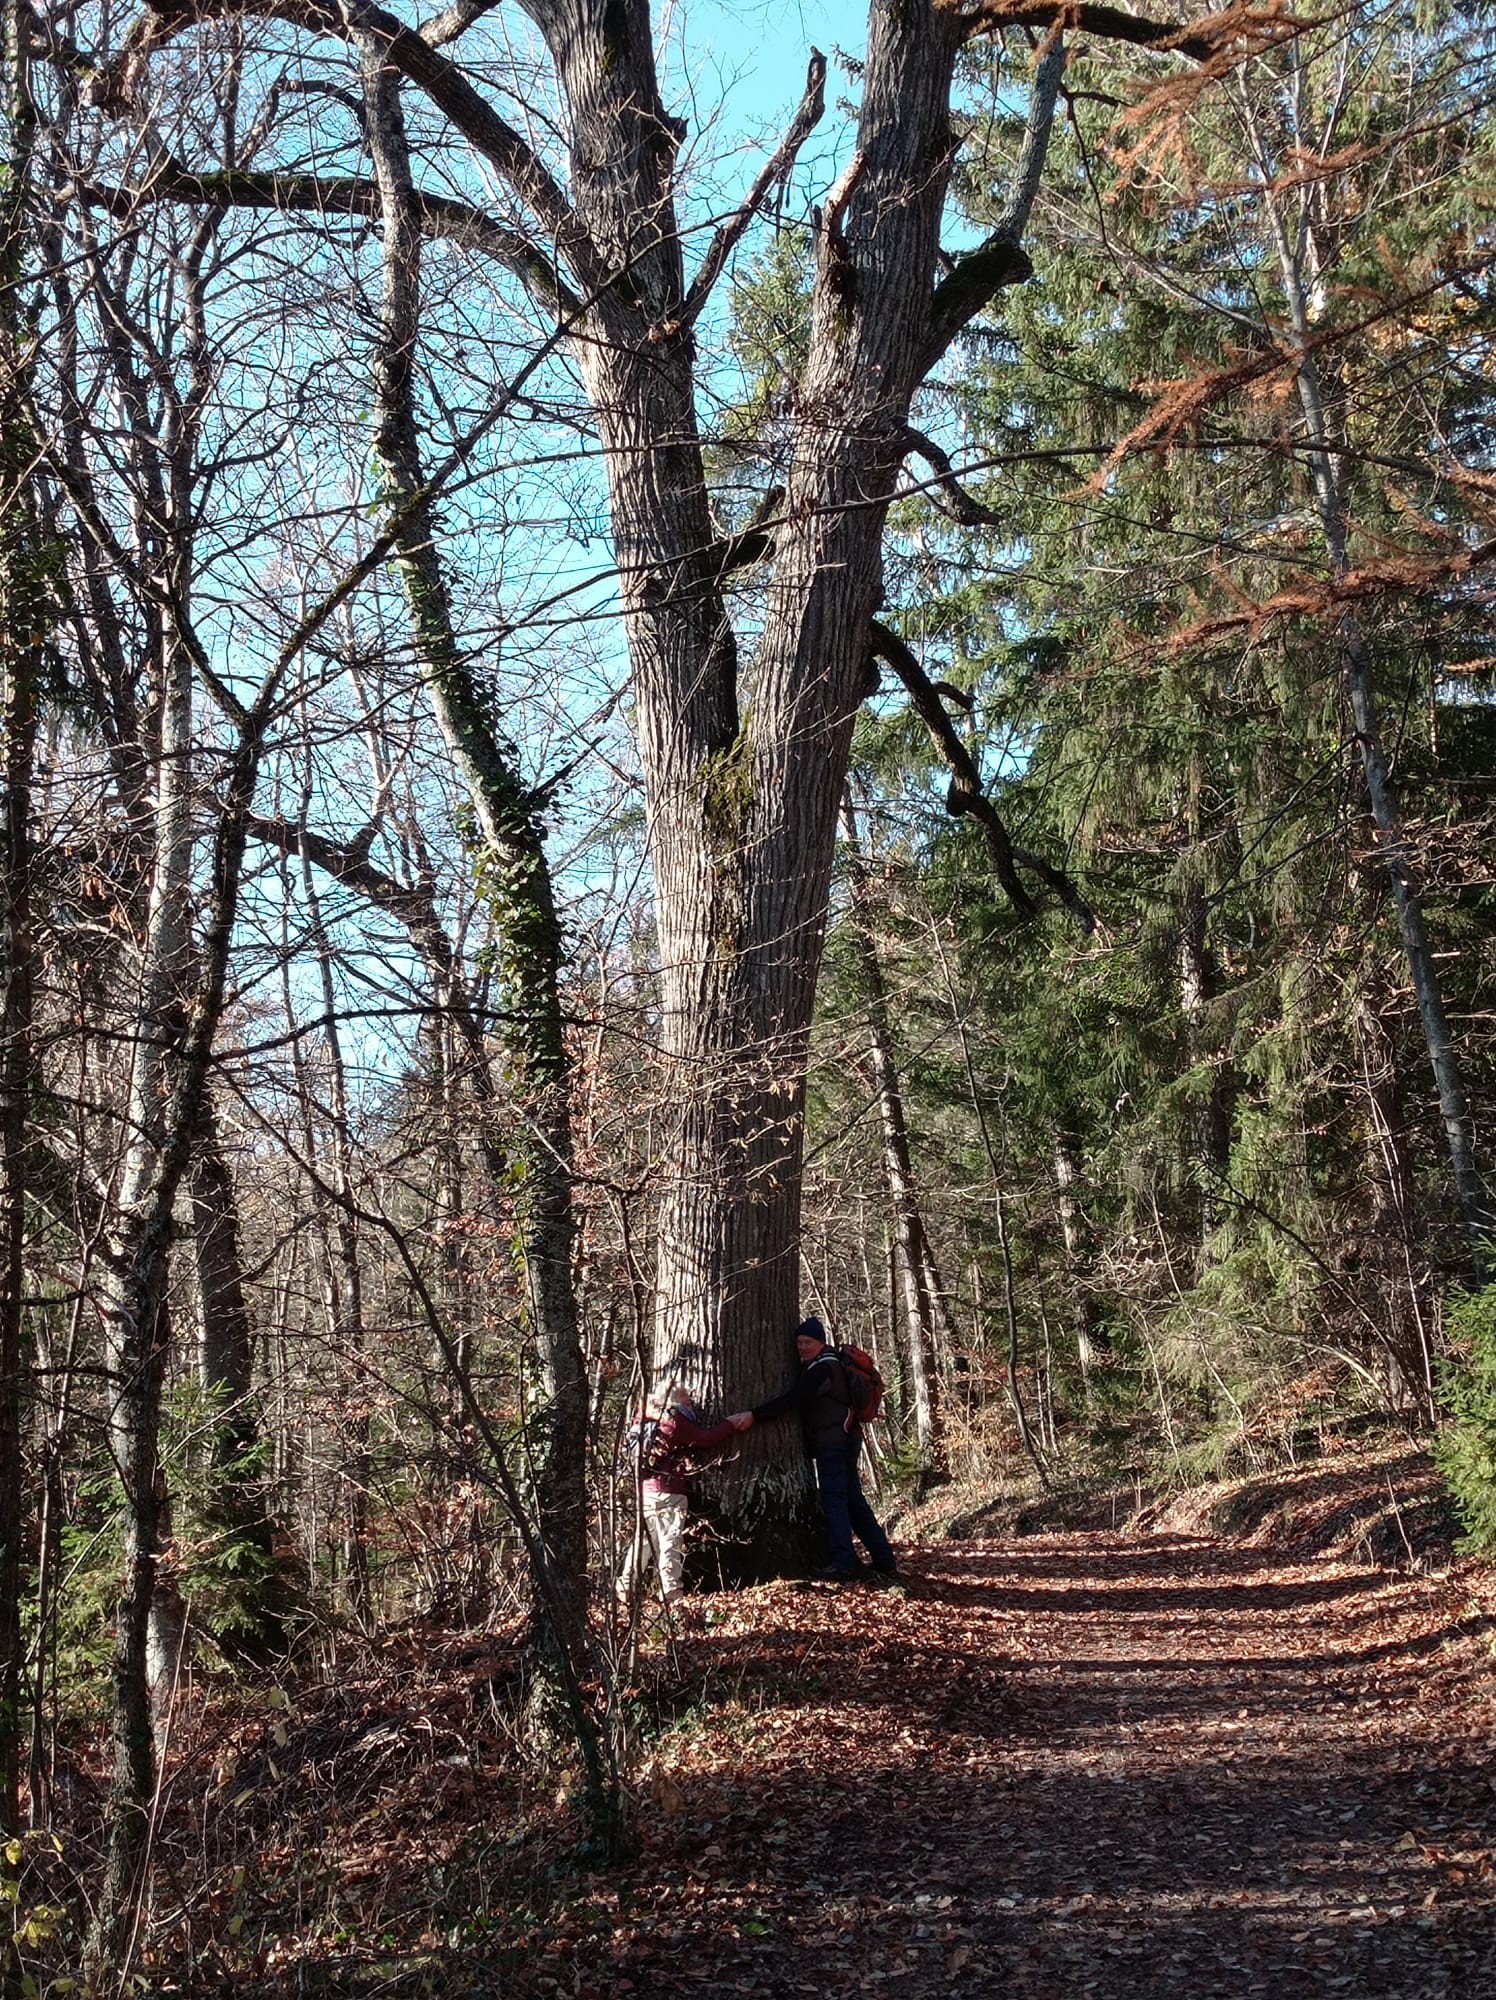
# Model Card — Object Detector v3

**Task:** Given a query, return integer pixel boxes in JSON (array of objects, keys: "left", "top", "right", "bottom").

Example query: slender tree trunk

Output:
[
  {"left": 1356, "top": 984, "right": 1434, "bottom": 1411},
  {"left": 932, "top": 926, "right": 1049, "bottom": 1487},
  {"left": 26, "top": 1443, "right": 60, "bottom": 1830},
  {"left": 89, "top": 516, "right": 263, "bottom": 1983},
  {"left": 0, "top": 0, "right": 41, "bottom": 1860},
  {"left": 26, "top": 1308, "right": 73, "bottom": 1834},
  {"left": 840, "top": 801, "right": 944, "bottom": 1464},
  {"left": 1052, "top": 1124, "right": 1103, "bottom": 1392},
  {"left": 1248, "top": 95, "right": 1490, "bottom": 1265},
  {"left": 190, "top": 1098, "right": 284, "bottom": 1658},
  {"left": 145, "top": 1457, "right": 187, "bottom": 1744},
  {"left": 192, "top": 1103, "right": 255, "bottom": 1440},
  {"left": 360, "top": 42, "right": 588, "bottom": 1600},
  {"left": 92, "top": 619, "right": 195, "bottom": 1949},
  {"left": 1179, "top": 880, "right": 1232, "bottom": 1256},
  {"left": 299, "top": 853, "right": 372, "bottom": 1628}
]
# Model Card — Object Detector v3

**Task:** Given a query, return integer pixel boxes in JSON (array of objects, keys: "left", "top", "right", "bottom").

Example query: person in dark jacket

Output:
[
  {"left": 620, "top": 1390, "right": 749, "bottom": 1605},
  {"left": 740, "top": 1316, "right": 898, "bottom": 1582}
]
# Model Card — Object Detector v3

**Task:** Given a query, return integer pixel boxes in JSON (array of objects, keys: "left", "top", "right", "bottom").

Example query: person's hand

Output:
[{"left": 728, "top": 1410, "right": 753, "bottom": 1431}]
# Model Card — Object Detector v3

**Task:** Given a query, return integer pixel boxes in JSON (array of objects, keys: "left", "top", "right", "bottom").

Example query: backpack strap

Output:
[{"left": 811, "top": 1348, "right": 855, "bottom": 1408}]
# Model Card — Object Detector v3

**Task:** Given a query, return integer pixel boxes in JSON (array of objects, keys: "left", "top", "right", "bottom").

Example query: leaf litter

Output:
[{"left": 139, "top": 1456, "right": 1496, "bottom": 1995}]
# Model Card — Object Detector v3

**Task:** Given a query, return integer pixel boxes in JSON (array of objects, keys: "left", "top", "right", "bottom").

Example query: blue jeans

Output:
[{"left": 813, "top": 1443, "right": 895, "bottom": 1573}]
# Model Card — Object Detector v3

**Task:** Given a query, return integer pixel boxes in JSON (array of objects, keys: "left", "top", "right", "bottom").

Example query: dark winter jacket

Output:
[{"left": 752, "top": 1350, "right": 860, "bottom": 1454}]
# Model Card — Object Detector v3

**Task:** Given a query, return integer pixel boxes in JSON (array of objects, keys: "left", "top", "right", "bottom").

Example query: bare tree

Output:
[
  {"left": 0, "top": 0, "right": 45, "bottom": 1855},
  {"left": 92, "top": 1, "right": 1288, "bottom": 1572}
]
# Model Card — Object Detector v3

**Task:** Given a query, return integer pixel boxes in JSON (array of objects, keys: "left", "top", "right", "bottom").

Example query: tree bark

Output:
[{"left": 0, "top": 0, "right": 41, "bottom": 1850}]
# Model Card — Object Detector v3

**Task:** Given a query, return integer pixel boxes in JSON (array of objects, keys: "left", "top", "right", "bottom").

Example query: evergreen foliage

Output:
[
  {"left": 1434, "top": 1285, "right": 1496, "bottom": 1551},
  {"left": 792, "top": 0, "right": 1496, "bottom": 1480}
]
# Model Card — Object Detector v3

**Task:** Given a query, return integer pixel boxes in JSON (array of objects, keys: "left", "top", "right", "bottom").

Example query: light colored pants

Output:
[{"left": 620, "top": 1488, "right": 689, "bottom": 1602}]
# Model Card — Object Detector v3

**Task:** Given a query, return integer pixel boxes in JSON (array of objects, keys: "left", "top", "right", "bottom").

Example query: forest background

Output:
[{"left": 4, "top": 0, "right": 1496, "bottom": 1986}]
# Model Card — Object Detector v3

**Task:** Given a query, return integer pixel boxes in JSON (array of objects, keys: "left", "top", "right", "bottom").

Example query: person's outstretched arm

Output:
[
  {"left": 752, "top": 1368, "right": 818, "bottom": 1424},
  {"left": 661, "top": 1409, "right": 741, "bottom": 1455}
]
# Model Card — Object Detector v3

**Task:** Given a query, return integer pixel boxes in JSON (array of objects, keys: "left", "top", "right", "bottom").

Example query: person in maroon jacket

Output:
[{"left": 620, "top": 1390, "right": 750, "bottom": 1606}]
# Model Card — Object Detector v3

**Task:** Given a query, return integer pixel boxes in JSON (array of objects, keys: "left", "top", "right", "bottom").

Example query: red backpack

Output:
[{"left": 835, "top": 1344, "right": 885, "bottom": 1426}]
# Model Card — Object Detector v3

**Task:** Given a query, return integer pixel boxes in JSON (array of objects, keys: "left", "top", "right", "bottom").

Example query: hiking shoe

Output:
[{"left": 810, "top": 1565, "right": 860, "bottom": 1582}]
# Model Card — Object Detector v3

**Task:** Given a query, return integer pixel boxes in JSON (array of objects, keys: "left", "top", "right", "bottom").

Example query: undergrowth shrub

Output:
[{"left": 1433, "top": 1285, "right": 1496, "bottom": 1551}]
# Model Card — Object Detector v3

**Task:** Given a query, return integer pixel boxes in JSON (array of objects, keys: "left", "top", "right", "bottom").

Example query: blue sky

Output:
[
  {"left": 672, "top": 0, "right": 868, "bottom": 123},
  {"left": 664, "top": 0, "right": 868, "bottom": 205}
]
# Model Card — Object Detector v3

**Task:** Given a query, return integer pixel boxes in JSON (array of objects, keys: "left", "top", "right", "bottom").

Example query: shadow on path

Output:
[{"left": 350, "top": 1528, "right": 1496, "bottom": 2000}]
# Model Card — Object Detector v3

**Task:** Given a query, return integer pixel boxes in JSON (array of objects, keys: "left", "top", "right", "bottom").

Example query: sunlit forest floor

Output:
[{"left": 52, "top": 1448, "right": 1496, "bottom": 1995}]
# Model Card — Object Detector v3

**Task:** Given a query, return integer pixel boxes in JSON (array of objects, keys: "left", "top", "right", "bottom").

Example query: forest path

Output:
[{"left": 547, "top": 1533, "right": 1496, "bottom": 1999}]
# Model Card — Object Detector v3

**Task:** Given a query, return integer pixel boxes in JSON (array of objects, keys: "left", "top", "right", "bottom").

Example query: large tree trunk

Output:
[{"left": 536, "top": 0, "right": 984, "bottom": 1560}]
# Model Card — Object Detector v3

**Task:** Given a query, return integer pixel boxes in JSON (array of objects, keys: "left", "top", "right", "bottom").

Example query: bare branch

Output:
[
  {"left": 715, "top": 484, "right": 785, "bottom": 577},
  {"left": 419, "top": 0, "right": 503, "bottom": 48},
  {"left": 900, "top": 425, "right": 1002, "bottom": 527},
  {"left": 956, "top": 2, "right": 1304, "bottom": 66},
  {"left": 817, "top": 145, "right": 866, "bottom": 306},
  {"left": 677, "top": 49, "right": 827, "bottom": 334},
  {"left": 94, "top": 0, "right": 599, "bottom": 292},
  {"left": 245, "top": 814, "right": 459, "bottom": 987},
  {"left": 869, "top": 620, "right": 1094, "bottom": 930},
  {"left": 19, "top": 1, "right": 100, "bottom": 81},
  {"left": 923, "top": 34, "right": 1065, "bottom": 368},
  {"left": 66, "top": 163, "right": 581, "bottom": 311}
]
